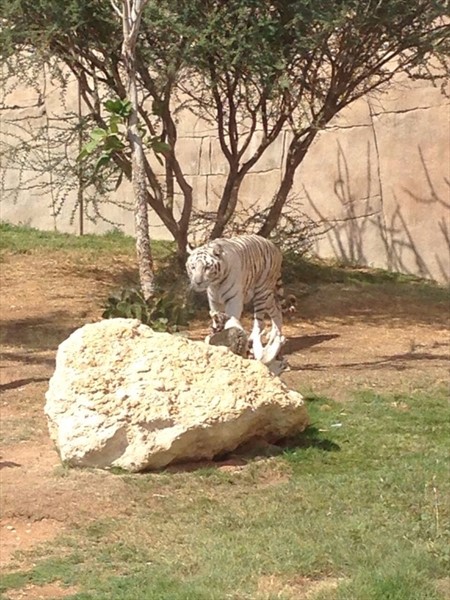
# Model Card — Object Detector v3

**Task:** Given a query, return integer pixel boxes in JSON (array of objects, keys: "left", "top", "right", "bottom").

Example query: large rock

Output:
[{"left": 45, "top": 319, "right": 309, "bottom": 472}]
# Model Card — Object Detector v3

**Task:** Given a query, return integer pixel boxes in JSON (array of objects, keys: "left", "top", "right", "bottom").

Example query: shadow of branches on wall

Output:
[{"left": 302, "top": 142, "right": 449, "bottom": 284}]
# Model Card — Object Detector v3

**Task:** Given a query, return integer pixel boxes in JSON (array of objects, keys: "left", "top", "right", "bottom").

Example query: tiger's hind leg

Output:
[
  {"left": 248, "top": 286, "right": 267, "bottom": 360},
  {"left": 266, "top": 291, "right": 283, "bottom": 344},
  {"left": 253, "top": 323, "right": 285, "bottom": 365},
  {"left": 249, "top": 313, "right": 265, "bottom": 361},
  {"left": 250, "top": 289, "right": 285, "bottom": 363},
  {"left": 260, "top": 293, "right": 285, "bottom": 364}
]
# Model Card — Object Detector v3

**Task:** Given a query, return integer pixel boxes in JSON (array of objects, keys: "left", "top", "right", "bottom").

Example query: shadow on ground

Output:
[
  {"left": 285, "top": 280, "right": 449, "bottom": 328},
  {"left": 162, "top": 427, "right": 340, "bottom": 474},
  {"left": 0, "top": 460, "right": 22, "bottom": 470},
  {"left": 283, "top": 334, "right": 339, "bottom": 355},
  {"left": 0, "top": 351, "right": 56, "bottom": 367},
  {"left": 0, "top": 377, "right": 49, "bottom": 392},
  {"left": 289, "top": 346, "right": 450, "bottom": 372}
]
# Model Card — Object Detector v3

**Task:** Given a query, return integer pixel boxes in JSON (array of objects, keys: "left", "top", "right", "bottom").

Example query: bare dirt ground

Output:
[{"left": 1, "top": 251, "right": 449, "bottom": 595}]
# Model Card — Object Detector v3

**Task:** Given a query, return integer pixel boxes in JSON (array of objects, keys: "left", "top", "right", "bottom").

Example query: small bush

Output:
[
  {"left": 189, "top": 194, "right": 322, "bottom": 257},
  {"left": 102, "top": 285, "right": 195, "bottom": 333}
]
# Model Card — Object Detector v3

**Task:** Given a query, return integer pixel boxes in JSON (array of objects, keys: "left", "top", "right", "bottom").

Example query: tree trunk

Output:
[
  {"left": 258, "top": 167, "right": 296, "bottom": 238},
  {"left": 210, "top": 169, "right": 244, "bottom": 239},
  {"left": 121, "top": 0, "right": 155, "bottom": 300},
  {"left": 258, "top": 132, "right": 317, "bottom": 238},
  {"left": 133, "top": 143, "right": 155, "bottom": 300}
]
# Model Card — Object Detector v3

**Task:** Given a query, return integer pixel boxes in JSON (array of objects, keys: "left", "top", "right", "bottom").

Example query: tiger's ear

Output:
[
  {"left": 186, "top": 242, "right": 195, "bottom": 255},
  {"left": 212, "top": 242, "right": 223, "bottom": 257}
]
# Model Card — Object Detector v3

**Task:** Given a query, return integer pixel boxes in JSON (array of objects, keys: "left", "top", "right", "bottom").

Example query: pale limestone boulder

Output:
[{"left": 45, "top": 319, "right": 308, "bottom": 472}]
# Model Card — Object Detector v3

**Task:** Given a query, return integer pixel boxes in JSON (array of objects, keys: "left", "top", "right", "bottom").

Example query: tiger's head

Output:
[{"left": 185, "top": 241, "right": 224, "bottom": 291}]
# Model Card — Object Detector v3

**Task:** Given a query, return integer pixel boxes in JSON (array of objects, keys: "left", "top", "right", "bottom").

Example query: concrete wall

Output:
[{"left": 1, "top": 68, "right": 449, "bottom": 283}]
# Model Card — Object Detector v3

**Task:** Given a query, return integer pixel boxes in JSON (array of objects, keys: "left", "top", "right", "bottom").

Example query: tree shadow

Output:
[
  {"left": 289, "top": 347, "right": 449, "bottom": 372},
  {"left": 339, "top": 350, "right": 450, "bottom": 370},
  {"left": 0, "top": 460, "right": 22, "bottom": 470},
  {"left": 277, "top": 426, "right": 341, "bottom": 453},
  {"left": 74, "top": 265, "right": 139, "bottom": 289},
  {"left": 283, "top": 333, "right": 339, "bottom": 355},
  {"left": 0, "top": 351, "right": 56, "bottom": 367},
  {"left": 0, "top": 313, "right": 77, "bottom": 351},
  {"left": 0, "top": 377, "right": 49, "bottom": 392}
]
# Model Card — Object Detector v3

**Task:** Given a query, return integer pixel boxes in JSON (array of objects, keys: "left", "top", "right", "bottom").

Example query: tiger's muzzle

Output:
[{"left": 190, "top": 276, "right": 209, "bottom": 292}]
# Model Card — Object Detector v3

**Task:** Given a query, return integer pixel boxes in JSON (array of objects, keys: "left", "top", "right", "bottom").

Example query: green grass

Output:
[
  {"left": 282, "top": 248, "right": 438, "bottom": 286},
  {"left": 283, "top": 252, "right": 449, "bottom": 304},
  {"left": 1, "top": 388, "right": 448, "bottom": 600},
  {"left": 0, "top": 221, "right": 174, "bottom": 259}
]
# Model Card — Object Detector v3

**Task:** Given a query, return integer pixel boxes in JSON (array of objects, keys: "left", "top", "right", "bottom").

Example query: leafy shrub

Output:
[{"left": 102, "top": 285, "right": 195, "bottom": 333}]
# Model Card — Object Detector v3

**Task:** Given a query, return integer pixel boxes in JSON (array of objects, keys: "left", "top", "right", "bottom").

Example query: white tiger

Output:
[{"left": 185, "top": 234, "right": 286, "bottom": 364}]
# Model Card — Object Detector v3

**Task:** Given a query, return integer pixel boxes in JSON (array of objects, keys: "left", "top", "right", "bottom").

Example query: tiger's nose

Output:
[{"left": 193, "top": 274, "right": 204, "bottom": 285}]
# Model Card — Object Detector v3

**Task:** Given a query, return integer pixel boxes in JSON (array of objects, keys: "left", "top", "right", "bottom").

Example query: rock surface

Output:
[{"left": 45, "top": 319, "right": 309, "bottom": 472}]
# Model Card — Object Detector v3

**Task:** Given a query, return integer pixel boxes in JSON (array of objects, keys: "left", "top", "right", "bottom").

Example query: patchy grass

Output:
[
  {"left": 1, "top": 389, "right": 448, "bottom": 600},
  {"left": 1, "top": 224, "right": 449, "bottom": 598},
  {"left": 2, "top": 221, "right": 447, "bottom": 290},
  {"left": 0, "top": 415, "right": 45, "bottom": 444}
]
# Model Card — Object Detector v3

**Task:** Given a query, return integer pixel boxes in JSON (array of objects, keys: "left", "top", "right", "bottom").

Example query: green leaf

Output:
[
  {"left": 104, "top": 99, "right": 122, "bottom": 113},
  {"left": 150, "top": 140, "right": 171, "bottom": 154},
  {"left": 105, "top": 98, "right": 132, "bottom": 118},
  {"left": 94, "top": 153, "right": 112, "bottom": 173},
  {"left": 132, "top": 303, "right": 143, "bottom": 321},
  {"left": 76, "top": 147, "right": 90, "bottom": 162},
  {"left": 118, "top": 100, "right": 133, "bottom": 117},
  {"left": 152, "top": 99, "right": 164, "bottom": 117},
  {"left": 109, "top": 115, "right": 120, "bottom": 133},
  {"left": 104, "top": 135, "right": 125, "bottom": 151},
  {"left": 90, "top": 127, "right": 108, "bottom": 141},
  {"left": 77, "top": 139, "right": 101, "bottom": 161},
  {"left": 116, "top": 301, "right": 129, "bottom": 314}
]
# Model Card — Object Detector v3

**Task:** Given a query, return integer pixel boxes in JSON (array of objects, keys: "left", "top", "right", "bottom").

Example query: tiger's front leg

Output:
[
  {"left": 207, "top": 288, "right": 225, "bottom": 315},
  {"left": 222, "top": 293, "right": 244, "bottom": 322}
]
